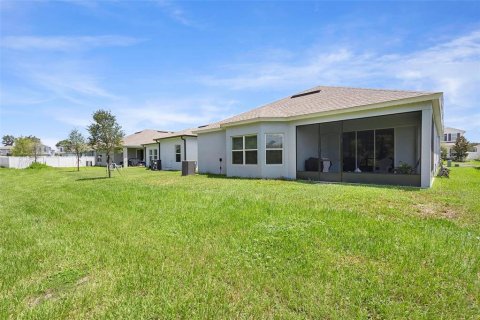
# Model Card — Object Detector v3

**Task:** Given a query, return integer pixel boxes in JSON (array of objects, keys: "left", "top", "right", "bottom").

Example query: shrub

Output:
[{"left": 27, "top": 162, "right": 50, "bottom": 170}]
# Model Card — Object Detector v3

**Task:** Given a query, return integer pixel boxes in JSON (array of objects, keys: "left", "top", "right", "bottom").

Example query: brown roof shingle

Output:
[
  {"left": 122, "top": 129, "right": 173, "bottom": 147},
  {"left": 196, "top": 85, "right": 441, "bottom": 131}
]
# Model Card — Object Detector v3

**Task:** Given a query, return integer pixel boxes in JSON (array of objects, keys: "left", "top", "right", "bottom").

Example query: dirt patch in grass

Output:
[
  {"left": 414, "top": 203, "right": 458, "bottom": 220},
  {"left": 27, "top": 290, "right": 55, "bottom": 308}
]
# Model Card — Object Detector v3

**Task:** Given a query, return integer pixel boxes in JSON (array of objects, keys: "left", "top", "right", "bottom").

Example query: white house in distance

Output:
[
  {"left": 142, "top": 128, "right": 198, "bottom": 170},
  {"left": 441, "top": 127, "right": 464, "bottom": 159},
  {"left": 441, "top": 127, "right": 479, "bottom": 160},
  {"left": 194, "top": 85, "right": 444, "bottom": 188}
]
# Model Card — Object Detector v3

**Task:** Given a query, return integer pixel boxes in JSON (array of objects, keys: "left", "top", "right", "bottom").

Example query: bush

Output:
[{"left": 27, "top": 162, "right": 50, "bottom": 169}]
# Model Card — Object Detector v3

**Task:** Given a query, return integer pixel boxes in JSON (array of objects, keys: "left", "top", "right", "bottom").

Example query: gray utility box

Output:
[{"left": 182, "top": 161, "right": 196, "bottom": 176}]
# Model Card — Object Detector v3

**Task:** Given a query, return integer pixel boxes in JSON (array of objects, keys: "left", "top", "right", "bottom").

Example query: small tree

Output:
[
  {"left": 440, "top": 146, "right": 448, "bottom": 161},
  {"left": 27, "top": 136, "right": 42, "bottom": 162},
  {"left": 451, "top": 136, "right": 470, "bottom": 162},
  {"left": 11, "top": 136, "right": 34, "bottom": 156},
  {"left": 2, "top": 135, "right": 15, "bottom": 146},
  {"left": 87, "top": 110, "right": 124, "bottom": 178},
  {"left": 58, "top": 130, "right": 88, "bottom": 171}
]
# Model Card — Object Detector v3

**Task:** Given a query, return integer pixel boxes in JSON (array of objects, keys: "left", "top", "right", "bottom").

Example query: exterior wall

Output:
[
  {"left": 144, "top": 143, "right": 159, "bottom": 167},
  {"left": 144, "top": 137, "right": 198, "bottom": 170},
  {"left": 197, "top": 131, "right": 227, "bottom": 174},
  {"left": 467, "top": 146, "right": 480, "bottom": 160},
  {"left": 0, "top": 156, "right": 96, "bottom": 169},
  {"left": 95, "top": 151, "right": 123, "bottom": 166},
  {"left": 198, "top": 100, "right": 441, "bottom": 187},
  {"left": 225, "top": 123, "right": 291, "bottom": 178}
]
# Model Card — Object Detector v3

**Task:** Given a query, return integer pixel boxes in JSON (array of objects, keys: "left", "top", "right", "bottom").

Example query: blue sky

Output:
[{"left": 1, "top": 0, "right": 479, "bottom": 148}]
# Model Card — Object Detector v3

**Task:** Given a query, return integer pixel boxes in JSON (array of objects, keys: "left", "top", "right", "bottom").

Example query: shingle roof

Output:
[
  {"left": 196, "top": 85, "right": 441, "bottom": 131},
  {"left": 122, "top": 129, "right": 173, "bottom": 147},
  {"left": 153, "top": 128, "right": 197, "bottom": 141}
]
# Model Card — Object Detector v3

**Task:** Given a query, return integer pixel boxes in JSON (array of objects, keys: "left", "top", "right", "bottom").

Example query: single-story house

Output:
[
  {"left": 194, "top": 86, "right": 444, "bottom": 188},
  {"left": 142, "top": 128, "right": 198, "bottom": 170},
  {"left": 95, "top": 129, "right": 173, "bottom": 166}
]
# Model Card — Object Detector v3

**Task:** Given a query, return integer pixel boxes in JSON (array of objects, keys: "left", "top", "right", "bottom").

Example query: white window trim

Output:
[
  {"left": 175, "top": 144, "right": 181, "bottom": 162},
  {"left": 231, "top": 134, "right": 258, "bottom": 165},
  {"left": 265, "top": 133, "right": 284, "bottom": 165}
]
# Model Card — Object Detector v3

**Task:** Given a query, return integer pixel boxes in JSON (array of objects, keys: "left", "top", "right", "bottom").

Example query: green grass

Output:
[{"left": 1, "top": 166, "right": 479, "bottom": 319}]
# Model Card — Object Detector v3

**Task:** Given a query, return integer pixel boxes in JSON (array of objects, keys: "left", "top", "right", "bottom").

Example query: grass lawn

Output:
[{"left": 1, "top": 165, "right": 479, "bottom": 319}]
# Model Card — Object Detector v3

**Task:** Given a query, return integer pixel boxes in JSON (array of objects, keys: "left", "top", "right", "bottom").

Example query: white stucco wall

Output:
[
  {"left": 224, "top": 122, "right": 291, "bottom": 179},
  {"left": 197, "top": 131, "right": 226, "bottom": 174},
  {"left": 143, "top": 137, "right": 198, "bottom": 170},
  {"left": 197, "top": 100, "right": 442, "bottom": 187}
]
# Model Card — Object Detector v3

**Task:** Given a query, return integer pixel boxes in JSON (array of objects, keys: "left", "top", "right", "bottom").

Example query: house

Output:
[
  {"left": 0, "top": 145, "right": 13, "bottom": 156},
  {"left": 95, "top": 129, "right": 172, "bottom": 166},
  {"left": 441, "top": 127, "right": 465, "bottom": 159},
  {"left": 468, "top": 143, "right": 480, "bottom": 160},
  {"left": 121, "top": 129, "right": 174, "bottom": 167},
  {"left": 441, "top": 127, "right": 479, "bottom": 160},
  {"left": 194, "top": 86, "right": 444, "bottom": 188},
  {"left": 141, "top": 128, "right": 198, "bottom": 170}
]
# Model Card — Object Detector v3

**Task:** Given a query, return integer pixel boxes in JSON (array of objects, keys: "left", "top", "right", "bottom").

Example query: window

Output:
[
  {"left": 457, "top": 133, "right": 461, "bottom": 140},
  {"left": 343, "top": 128, "right": 395, "bottom": 173},
  {"left": 232, "top": 135, "right": 257, "bottom": 165},
  {"left": 448, "top": 133, "right": 451, "bottom": 142},
  {"left": 175, "top": 145, "right": 181, "bottom": 162},
  {"left": 444, "top": 134, "right": 447, "bottom": 141},
  {"left": 265, "top": 134, "right": 283, "bottom": 164}
]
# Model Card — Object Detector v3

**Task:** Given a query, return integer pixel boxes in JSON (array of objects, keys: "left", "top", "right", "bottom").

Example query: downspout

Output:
[
  {"left": 158, "top": 141, "right": 161, "bottom": 170},
  {"left": 180, "top": 136, "right": 187, "bottom": 161}
]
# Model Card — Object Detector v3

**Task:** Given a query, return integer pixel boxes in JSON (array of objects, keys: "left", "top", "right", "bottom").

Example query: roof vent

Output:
[
  {"left": 291, "top": 89, "right": 321, "bottom": 99},
  {"left": 198, "top": 125, "right": 208, "bottom": 128}
]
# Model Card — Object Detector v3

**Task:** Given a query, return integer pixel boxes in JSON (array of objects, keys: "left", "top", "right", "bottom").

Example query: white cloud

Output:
[
  {"left": 156, "top": 0, "right": 193, "bottom": 26},
  {"left": 1, "top": 35, "right": 142, "bottom": 51},
  {"left": 200, "top": 29, "right": 480, "bottom": 140},
  {"left": 116, "top": 98, "right": 238, "bottom": 133}
]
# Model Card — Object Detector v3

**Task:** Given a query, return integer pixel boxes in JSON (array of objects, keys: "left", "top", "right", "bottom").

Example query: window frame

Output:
[
  {"left": 265, "top": 133, "right": 284, "bottom": 165},
  {"left": 231, "top": 134, "right": 258, "bottom": 165},
  {"left": 175, "top": 144, "right": 181, "bottom": 162}
]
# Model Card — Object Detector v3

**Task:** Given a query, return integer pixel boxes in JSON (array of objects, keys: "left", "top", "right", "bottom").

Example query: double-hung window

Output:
[
  {"left": 175, "top": 145, "right": 181, "bottom": 162},
  {"left": 232, "top": 135, "right": 257, "bottom": 165},
  {"left": 265, "top": 134, "right": 283, "bottom": 165}
]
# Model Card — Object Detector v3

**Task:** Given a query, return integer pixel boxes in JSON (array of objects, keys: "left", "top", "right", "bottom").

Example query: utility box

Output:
[
  {"left": 182, "top": 161, "right": 196, "bottom": 176},
  {"left": 447, "top": 160, "right": 451, "bottom": 167}
]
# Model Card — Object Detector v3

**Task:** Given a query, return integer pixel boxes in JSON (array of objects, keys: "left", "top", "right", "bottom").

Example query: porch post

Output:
[
  {"left": 420, "top": 108, "right": 433, "bottom": 188},
  {"left": 123, "top": 147, "right": 128, "bottom": 167}
]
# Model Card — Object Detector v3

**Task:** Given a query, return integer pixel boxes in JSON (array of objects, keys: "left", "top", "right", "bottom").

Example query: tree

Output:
[
  {"left": 11, "top": 136, "right": 41, "bottom": 158},
  {"left": 451, "top": 136, "right": 470, "bottom": 162},
  {"left": 87, "top": 110, "right": 124, "bottom": 178},
  {"left": 59, "top": 130, "right": 88, "bottom": 171},
  {"left": 2, "top": 135, "right": 15, "bottom": 146},
  {"left": 440, "top": 146, "right": 448, "bottom": 161},
  {"left": 27, "top": 136, "right": 42, "bottom": 162}
]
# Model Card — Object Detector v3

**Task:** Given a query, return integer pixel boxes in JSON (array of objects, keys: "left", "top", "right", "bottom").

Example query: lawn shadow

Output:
[
  {"left": 76, "top": 177, "right": 110, "bottom": 181},
  {"left": 202, "top": 173, "right": 421, "bottom": 191}
]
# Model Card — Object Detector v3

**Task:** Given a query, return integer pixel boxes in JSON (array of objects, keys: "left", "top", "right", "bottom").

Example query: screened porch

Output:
[{"left": 296, "top": 112, "right": 422, "bottom": 187}]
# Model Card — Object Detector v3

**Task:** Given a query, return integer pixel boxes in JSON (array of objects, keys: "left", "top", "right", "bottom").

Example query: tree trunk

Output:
[
  {"left": 107, "top": 153, "right": 111, "bottom": 178},
  {"left": 77, "top": 153, "right": 80, "bottom": 172}
]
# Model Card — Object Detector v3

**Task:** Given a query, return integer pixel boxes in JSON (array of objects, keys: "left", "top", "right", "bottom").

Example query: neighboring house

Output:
[
  {"left": 55, "top": 145, "right": 95, "bottom": 157},
  {"left": 0, "top": 145, "right": 13, "bottom": 156},
  {"left": 441, "top": 127, "right": 465, "bottom": 159},
  {"left": 37, "top": 144, "right": 54, "bottom": 156},
  {"left": 95, "top": 129, "right": 173, "bottom": 166},
  {"left": 467, "top": 143, "right": 480, "bottom": 160},
  {"left": 194, "top": 85, "right": 443, "bottom": 188},
  {"left": 142, "top": 128, "right": 198, "bottom": 170},
  {"left": 0, "top": 144, "right": 54, "bottom": 156},
  {"left": 121, "top": 129, "right": 174, "bottom": 167}
]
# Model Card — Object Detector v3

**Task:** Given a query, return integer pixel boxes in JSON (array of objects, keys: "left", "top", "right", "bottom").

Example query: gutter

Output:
[{"left": 180, "top": 136, "right": 187, "bottom": 161}]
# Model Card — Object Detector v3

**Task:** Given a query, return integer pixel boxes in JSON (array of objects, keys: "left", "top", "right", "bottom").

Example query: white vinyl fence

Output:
[{"left": 0, "top": 156, "right": 96, "bottom": 169}]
